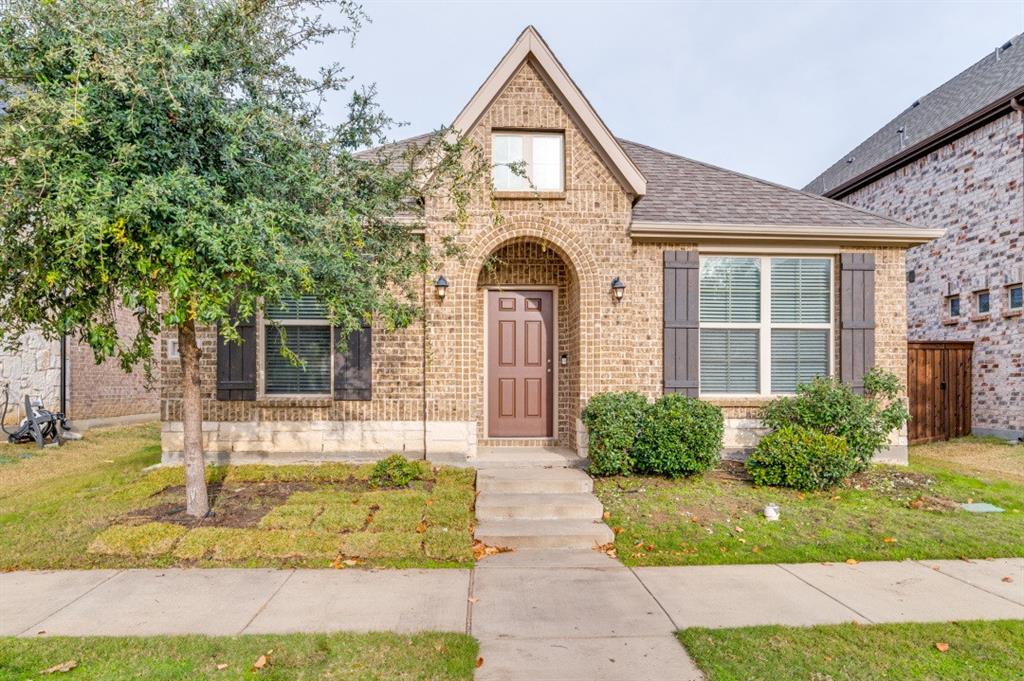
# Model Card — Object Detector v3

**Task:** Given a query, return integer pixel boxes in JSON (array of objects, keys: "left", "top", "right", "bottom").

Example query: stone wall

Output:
[
  {"left": 0, "top": 332, "right": 60, "bottom": 424},
  {"left": 842, "top": 111, "right": 1024, "bottom": 439}
]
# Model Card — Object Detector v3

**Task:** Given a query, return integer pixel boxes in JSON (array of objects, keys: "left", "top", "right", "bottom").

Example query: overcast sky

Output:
[{"left": 300, "top": 0, "right": 1024, "bottom": 189}]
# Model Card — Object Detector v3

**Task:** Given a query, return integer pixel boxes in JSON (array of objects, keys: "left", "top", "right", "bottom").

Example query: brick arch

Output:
[
  {"left": 466, "top": 222, "right": 598, "bottom": 292},
  {"left": 463, "top": 223, "right": 596, "bottom": 450}
]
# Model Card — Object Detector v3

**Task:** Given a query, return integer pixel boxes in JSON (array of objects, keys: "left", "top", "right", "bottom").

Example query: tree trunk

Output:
[{"left": 179, "top": 319, "right": 209, "bottom": 517}]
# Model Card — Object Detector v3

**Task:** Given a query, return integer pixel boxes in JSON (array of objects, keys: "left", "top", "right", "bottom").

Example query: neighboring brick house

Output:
[
  {"left": 160, "top": 26, "right": 940, "bottom": 464},
  {"left": 806, "top": 34, "right": 1024, "bottom": 441},
  {"left": 1, "top": 305, "right": 158, "bottom": 426}
]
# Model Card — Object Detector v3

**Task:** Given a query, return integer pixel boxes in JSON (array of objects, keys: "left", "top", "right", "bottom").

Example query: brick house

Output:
[
  {"left": 806, "top": 34, "right": 1023, "bottom": 441},
  {"left": 160, "top": 26, "right": 940, "bottom": 465}
]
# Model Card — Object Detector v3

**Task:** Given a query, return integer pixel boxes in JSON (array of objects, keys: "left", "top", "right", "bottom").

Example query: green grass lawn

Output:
[
  {"left": 678, "top": 620, "right": 1024, "bottom": 681},
  {"left": 0, "top": 632, "right": 479, "bottom": 680},
  {"left": 595, "top": 439, "right": 1024, "bottom": 566},
  {"left": 0, "top": 424, "right": 476, "bottom": 569}
]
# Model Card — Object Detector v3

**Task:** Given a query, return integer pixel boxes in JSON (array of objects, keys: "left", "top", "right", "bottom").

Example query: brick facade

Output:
[
  {"left": 842, "top": 111, "right": 1024, "bottom": 439},
  {"left": 159, "top": 55, "right": 914, "bottom": 463}
]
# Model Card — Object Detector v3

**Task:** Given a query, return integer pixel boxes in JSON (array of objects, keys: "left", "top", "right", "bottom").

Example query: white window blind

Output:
[
  {"left": 700, "top": 329, "right": 759, "bottom": 394},
  {"left": 770, "top": 329, "right": 829, "bottom": 393},
  {"left": 700, "top": 257, "right": 760, "bottom": 323},
  {"left": 699, "top": 256, "right": 833, "bottom": 396},
  {"left": 771, "top": 259, "right": 830, "bottom": 323}
]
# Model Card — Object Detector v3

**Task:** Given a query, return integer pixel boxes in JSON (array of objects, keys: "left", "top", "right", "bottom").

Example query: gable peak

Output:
[{"left": 451, "top": 25, "right": 646, "bottom": 197}]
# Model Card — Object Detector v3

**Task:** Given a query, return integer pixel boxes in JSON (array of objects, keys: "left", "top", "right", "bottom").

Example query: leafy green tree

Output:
[{"left": 0, "top": 0, "right": 484, "bottom": 515}]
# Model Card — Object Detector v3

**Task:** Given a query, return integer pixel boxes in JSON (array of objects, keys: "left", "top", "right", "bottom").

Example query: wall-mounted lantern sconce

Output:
[
  {"left": 611, "top": 276, "right": 626, "bottom": 302},
  {"left": 434, "top": 275, "right": 449, "bottom": 301},
  {"left": 560, "top": 353, "right": 568, "bottom": 367}
]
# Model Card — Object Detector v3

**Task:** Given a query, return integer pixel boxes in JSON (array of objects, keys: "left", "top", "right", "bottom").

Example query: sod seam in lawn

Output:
[{"left": 677, "top": 620, "right": 1024, "bottom": 681}]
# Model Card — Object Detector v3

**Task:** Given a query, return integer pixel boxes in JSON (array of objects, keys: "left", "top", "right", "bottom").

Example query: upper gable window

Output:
[{"left": 492, "top": 131, "right": 564, "bottom": 192}]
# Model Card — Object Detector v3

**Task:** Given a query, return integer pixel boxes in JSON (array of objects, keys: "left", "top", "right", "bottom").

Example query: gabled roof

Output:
[
  {"left": 451, "top": 26, "right": 647, "bottom": 198},
  {"left": 806, "top": 33, "right": 1024, "bottom": 197}
]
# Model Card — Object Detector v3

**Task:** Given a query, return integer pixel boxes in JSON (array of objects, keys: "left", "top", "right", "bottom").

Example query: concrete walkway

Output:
[{"left": 2, "top": 557, "right": 1022, "bottom": 680}]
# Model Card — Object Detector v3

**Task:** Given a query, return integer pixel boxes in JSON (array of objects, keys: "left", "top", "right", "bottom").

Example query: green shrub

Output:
[
  {"left": 632, "top": 394, "right": 723, "bottom": 478},
  {"left": 581, "top": 391, "right": 648, "bottom": 476},
  {"left": 746, "top": 425, "right": 855, "bottom": 491},
  {"left": 761, "top": 368, "right": 909, "bottom": 472},
  {"left": 369, "top": 455, "right": 421, "bottom": 488}
]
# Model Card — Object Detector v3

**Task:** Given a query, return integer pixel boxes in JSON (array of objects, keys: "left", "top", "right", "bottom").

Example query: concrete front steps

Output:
[{"left": 474, "top": 465, "right": 614, "bottom": 550}]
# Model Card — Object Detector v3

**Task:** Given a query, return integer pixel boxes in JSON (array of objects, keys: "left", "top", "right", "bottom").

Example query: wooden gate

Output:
[{"left": 907, "top": 341, "right": 972, "bottom": 444}]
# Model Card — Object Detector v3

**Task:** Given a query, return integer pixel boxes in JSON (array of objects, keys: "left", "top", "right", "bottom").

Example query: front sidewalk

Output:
[{"left": 2, "top": 556, "right": 1021, "bottom": 680}]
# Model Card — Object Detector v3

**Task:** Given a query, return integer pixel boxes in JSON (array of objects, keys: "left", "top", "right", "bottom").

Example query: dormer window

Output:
[{"left": 492, "top": 131, "right": 564, "bottom": 192}]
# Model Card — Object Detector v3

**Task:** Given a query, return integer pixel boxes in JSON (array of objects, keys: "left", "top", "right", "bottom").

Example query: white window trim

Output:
[
  {"left": 975, "top": 289, "right": 991, "bottom": 315},
  {"left": 1008, "top": 283, "right": 1024, "bottom": 310},
  {"left": 699, "top": 255, "right": 834, "bottom": 398},
  {"left": 258, "top": 310, "right": 334, "bottom": 399},
  {"left": 491, "top": 130, "right": 565, "bottom": 192},
  {"left": 947, "top": 294, "right": 961, "bottom": 317}
]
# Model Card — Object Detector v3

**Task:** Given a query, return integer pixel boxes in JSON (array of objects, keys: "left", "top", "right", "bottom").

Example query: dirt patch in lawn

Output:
[
  {"left": 124, "top": 481, "right": 315, "bottom": 528},
  {"left": 849, "top": 467, "right": 934, "bottom": 494}
]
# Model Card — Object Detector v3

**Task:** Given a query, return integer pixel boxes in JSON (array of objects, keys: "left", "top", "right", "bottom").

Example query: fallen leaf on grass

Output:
[
  {"left": 216, "top": 663, "right": 228, "bottom": 671},
  {"left": 476, "top": 657, "right": 484, "bottom": 668},
  {"left": 935, "top": 642, "right": 949, "bottom": 653},
  {"left": 415, "top": 521, "right": 427, "bottom": 534},
  {"left": 253, "top": 655, "right": 269, "bottom": 670},
  {"left": 883, "top": 537, "right": 898, "bottom": 543},
  {"left": 733, "top": 526, "right": 744, "bottom": 533},
  {"left": 41, "top": 660, "right": 77, "bottom": 674},
  {"left": 425, "top": 499, "right": 434, "bottom": 506},
  {"left": 751, "top": 546, "right": 761, "bottom": 553},
  {"left": 602, "top": 512, "right": 611, "bottom": 520},
  {"left": 846, "top": 558, "right": 859, "bottom": 565}
]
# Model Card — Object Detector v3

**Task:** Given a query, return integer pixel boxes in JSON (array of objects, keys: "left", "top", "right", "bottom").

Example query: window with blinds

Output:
[
  {"left": 699, "top": 256, "right": 832, "bottom": 395},
  {"left": 264, "top": 295, "right": 332, "bottom": 395}
]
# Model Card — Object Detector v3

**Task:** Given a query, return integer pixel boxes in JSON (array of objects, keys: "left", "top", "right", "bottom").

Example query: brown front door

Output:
[{"left": 487, "top": 290, "right": 554, "bottom": 437}]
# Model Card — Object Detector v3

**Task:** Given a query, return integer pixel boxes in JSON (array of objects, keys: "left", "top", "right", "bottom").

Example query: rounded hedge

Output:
[
  {"left": 632, "top": 394, "right": 723, "bottom": 478},
  {"left": 581, "top": 391, "right": 648, "bottom": 476},
  {"left": 745, "top": 425, "right": 855, "bottom": 491}
]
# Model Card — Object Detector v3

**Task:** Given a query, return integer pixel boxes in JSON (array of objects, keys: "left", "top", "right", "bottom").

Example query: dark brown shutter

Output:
[
  {"left": 664, "top": 250, "right": 699, "bottom": 396},
  {"left": 334, "top": 324, "right": 372, "bottom": 401},
  {"left": 216, "top": 307, "right": 257, "bottom": 401},
  {"left": 840, "top": 253, "right": 876, "bottom": 394}
]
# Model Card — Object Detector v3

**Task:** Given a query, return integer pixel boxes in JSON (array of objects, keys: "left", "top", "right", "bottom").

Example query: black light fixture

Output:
[
  {"left": 434, "top": 275, "right": 449, "bottom": 301},
  {"left": 611, "top": 276, "right": 625, "bottom": 301}
]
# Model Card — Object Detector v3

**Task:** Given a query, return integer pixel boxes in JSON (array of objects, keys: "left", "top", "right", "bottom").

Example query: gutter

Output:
[
  {"left": 629, "top": 221, "right": 944, "bottom": 247},
  {"left": 822, "top": 85, "right": 1024, "bottom": 199}
]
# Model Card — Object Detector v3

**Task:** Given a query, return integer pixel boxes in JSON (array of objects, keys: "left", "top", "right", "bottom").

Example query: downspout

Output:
[
  {"left": 59, "top": 333, "right": 67, "bottom": 418},
  {"left": 421, "top": 270, "right": 428, "bottom": 461}
]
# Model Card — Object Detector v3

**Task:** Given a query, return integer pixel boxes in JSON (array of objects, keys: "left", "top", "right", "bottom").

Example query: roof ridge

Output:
[{"left": 617, "top": 137, "right": 917, "bottom": 229}]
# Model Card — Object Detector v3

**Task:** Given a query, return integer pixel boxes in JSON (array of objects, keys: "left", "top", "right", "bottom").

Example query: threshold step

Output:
[
  {"left": 474, "top": 519, "right": 615, "bottom": 550},
  {"left": 476, "top": 468, "right": 593, "bottom": 495},
  {"left": 476, "top": 493, "right": 604, "bottom": 521}
]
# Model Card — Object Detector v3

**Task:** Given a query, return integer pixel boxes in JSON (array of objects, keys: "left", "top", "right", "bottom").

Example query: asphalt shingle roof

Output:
[
  {"left": 619, "top": 139, "right": 911, "bottom": 229},
  {"left": 805, "top": 34, "right": 1024, "bottom": 196}
]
